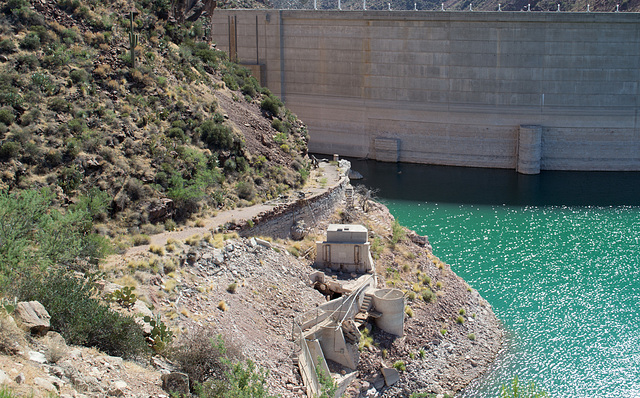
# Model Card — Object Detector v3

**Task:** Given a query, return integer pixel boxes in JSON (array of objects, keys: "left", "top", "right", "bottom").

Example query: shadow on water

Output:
[{"left": 326, "top": 156, "right": 640, "bottom": 207}]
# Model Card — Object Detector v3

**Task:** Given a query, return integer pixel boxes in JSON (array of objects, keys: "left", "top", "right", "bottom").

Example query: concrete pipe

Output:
[{"left": 372, "top": 288, "right": 405, "bottom": 337}]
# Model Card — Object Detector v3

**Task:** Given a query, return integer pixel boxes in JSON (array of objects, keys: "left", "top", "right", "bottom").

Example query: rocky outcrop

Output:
[
  {"left": 170, "top": 0, "right": 217, "bottom": 23},
  {"left": 14, "top": 301, "right": 50, "bottom": 336}
]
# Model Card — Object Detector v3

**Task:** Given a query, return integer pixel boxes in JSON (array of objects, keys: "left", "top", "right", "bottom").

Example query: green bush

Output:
[
  {"left": 3, "top": 0, "right": 28, "bottom": 13},
  {"left": 422, "top": 289, "right": 436, "bottom": 303},
  {"left": 48, "top": 97, "right": 72, "bottom": 113},
  {"left": 0, "top": 189, "right": 110, "bottom": 285},
  {"left": 0, "top": 108, "right": 14, "bottom": 125},
  {"left": 31, "top": 72, "right": 55, "bottom": 95},
  {"left": 170, "top": 329, "right": 239, "bottom": 389},
  {"left": 0, "top": 39, "right": 15, "bottom": 54},
  {"left": 241, "top": 83, "right": 256, "bottom": 98},
  {"left": 0, "top": 141, "right": 19, "bottom": 160},
  {"left": 199, "top": 120, "right": 233, "bottom": 150},
  {"left": 391, "top": 220, "right": 406, "bottom": 246},
  {"left": 20, "top": 32, "right": 40, "bottom": 50},
  {"left": 16, "top": 54, "right": 39, "bottom": 71},
  {"left": 260, "top": 95, "right": 282, "bottom": 116},
  {"left": 69, "top": 68, "right": 89, "bottom": 84},
  {"left": 167, "top": 127, "right": 188, "bottom": 143},
  {"left": 393, "top": 360, "right": 406, "bottom": 372},
  {"left": 12, "top": 269, "right": 147, "bottom": 358}
]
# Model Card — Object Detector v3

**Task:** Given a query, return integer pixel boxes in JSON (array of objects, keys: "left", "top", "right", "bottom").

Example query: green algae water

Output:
[{"left": 342, "top": 158, "right": 640, "bottom": 397}]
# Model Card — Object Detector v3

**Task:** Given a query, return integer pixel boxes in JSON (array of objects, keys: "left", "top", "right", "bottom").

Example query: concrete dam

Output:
[{"left": 211, "top": 10, "right": 640, "bottom": 173}]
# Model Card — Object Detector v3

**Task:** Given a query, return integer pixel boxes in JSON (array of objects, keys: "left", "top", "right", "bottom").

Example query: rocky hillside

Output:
[
  {"left": 0, "top": 0, "right": 310, "bottom": 237},
  {"left": 0, "top": 177, "right": 502, "bottom": 397}
]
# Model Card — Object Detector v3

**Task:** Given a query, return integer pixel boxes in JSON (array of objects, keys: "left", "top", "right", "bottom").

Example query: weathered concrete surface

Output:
[{"left": 212, "top": 10, "right": 640, "bottom": 171}]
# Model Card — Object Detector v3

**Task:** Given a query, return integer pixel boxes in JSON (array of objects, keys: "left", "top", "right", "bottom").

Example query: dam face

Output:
[{"left": 212, "top": 10, "right": 640, "bottom": 172}]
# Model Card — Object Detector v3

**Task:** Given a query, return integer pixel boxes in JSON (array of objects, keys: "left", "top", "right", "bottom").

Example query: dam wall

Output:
[{"left": 212, "top": 10, "right": 640, "bottom": 172}]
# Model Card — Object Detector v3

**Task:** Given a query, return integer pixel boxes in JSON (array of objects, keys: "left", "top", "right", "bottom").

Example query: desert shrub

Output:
[
  {"left": 15, "top": 54, "right": 39, "bottom": 71},
  {"left": 48, "top": 97, "right": 72, "bottom": 113},
  {"left": 0, "top": 91, "right": 23, "bottom": 108},
  {"left": 69, "top": 68, "right": 89, "bottom": 84},
  {"left": 3, "top": 0, "right": 29, "bottom": 13},
  {"left": 12, "top": 269, "right": 147, "bottom": 358},
  {"left": 58, "top": 165, "right": 83, "bottom": 193},
  {"left": 421, "top": 289, "right": 436, "bottom": 303},
  {"left": 260, "top": 95, "right": 282, "bottom": 116},
  {"left": 167, "top": 126, "right": 188, "bottom": 143},
  {"left": 199, "top": 120, "right": 233, "bottom": 150},
  {"left": 20, "top": 32, "right": 40, "bottom": 50},
  {"left": 193, "top": 44, "right": 224, "bottom": 67},
  {"left": 391, "top": 220, "right": 406, "bottom": 246},
  {"left": 223, "top": 158, "right": 236, "bottom": 173},
  {"left": 0, "top": 39, "right": 15, "bottom": 54},
  {"left": 0, "top": 108, "right": 14, "bottom": 125},
  {"left": 236, "top": 181, "right": 255, "bottom": 200},
  {"left": 393, "top": 360, "right": 406, "bottom": 372},
  {"left": 169, "top": 327, "right": 241, "bottom": 387},
  {"left": 31, "top": 72, "right": 56, "bottom": 95},
  {"left": 29, "top": 25, "right": 54, "bottom": 44},
  {"left": 42, "top": 44, "right": 70, "bottom": 68},
  {"left": 68, "top": 118, "right": 86, "bottom": 133},
  {"left": 241, "top": 83, "right": 256, "bottom": 98},
  {"left": 0, "top": 141, "right": 19, "bottom": 160},
  {"left": 57, "top": 0, "right": 80, "bottom": 12},
  {"left": 0, "top": 189, "right": 110, "bottom": 284},
  {"left": 124, "top": 178, "right": 145, "bottom": 201},
  {"left": 132, "top": 234, "right": 151, "bottom": 246}
]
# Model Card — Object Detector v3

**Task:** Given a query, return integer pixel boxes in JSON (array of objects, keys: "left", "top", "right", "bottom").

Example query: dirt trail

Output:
[{"left": 105, "top": 160, "right": 344, "bottom": 265}]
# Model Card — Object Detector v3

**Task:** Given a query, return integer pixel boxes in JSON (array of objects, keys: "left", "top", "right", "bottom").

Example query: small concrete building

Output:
[{"left": 315, "top": 224, "right": 374, "bottom": 273}]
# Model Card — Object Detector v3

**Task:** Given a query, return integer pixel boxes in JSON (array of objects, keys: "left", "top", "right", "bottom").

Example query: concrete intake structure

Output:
[{"left": 212, "top": 10, "right": 640, "bottom": 173}]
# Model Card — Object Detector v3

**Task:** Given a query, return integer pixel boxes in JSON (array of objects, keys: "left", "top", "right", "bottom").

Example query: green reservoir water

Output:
[{"left": 342, "top": 158, "right": 640, "bottom": 397}]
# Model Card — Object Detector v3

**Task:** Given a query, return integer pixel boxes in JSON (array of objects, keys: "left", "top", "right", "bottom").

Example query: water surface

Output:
[{"left": 341, "top": 158, "right": 640, "bottom": 397}]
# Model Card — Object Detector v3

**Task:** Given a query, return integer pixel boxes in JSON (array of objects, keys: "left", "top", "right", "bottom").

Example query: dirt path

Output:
[{"left": 104, "top": 160, "right": 344, "bottom": 266}]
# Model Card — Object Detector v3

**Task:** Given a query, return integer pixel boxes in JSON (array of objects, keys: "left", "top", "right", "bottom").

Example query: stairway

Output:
[{"left": 359, "top": 292, "right": 374, "bottom": 313}]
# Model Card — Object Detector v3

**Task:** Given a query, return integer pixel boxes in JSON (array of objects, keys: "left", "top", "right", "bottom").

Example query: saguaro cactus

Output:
[{"left": 129, "top": 11, "right": 138, "bottom": 68}]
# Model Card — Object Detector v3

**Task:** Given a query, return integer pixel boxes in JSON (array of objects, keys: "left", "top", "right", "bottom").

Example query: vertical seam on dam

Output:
[{"left": 279, "top": 10, "right": 286, "bottom": 103}]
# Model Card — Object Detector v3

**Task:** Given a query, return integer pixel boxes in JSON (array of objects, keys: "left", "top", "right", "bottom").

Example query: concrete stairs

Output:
[{"left": 359, "top": 292, "right": 374, "bottom": 313}]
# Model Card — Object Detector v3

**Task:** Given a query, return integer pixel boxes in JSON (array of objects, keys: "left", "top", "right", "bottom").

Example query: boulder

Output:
[
  {"left": 381, "top": 367, "right": 400, "bottom": 386},
  {"left": 161, "top": 372, "right": 189, "bottom": 396},
  {"left": 34, "top": 376, "right": 57, "bottom": 393},
  {"left": 14, "top": 301, "right": 50, "bottom": 335},
  {"left": 108, "top": 380, "right": 128, "bottom": 396},
  {"left": 43, "top": 332, "right": 67, "bottom": 363},
  {"left": 28, "top": 351, "right": 47, "bottom": 364},
  {"left": 290, "top": 220, "right": 308, "bottom": 241}
]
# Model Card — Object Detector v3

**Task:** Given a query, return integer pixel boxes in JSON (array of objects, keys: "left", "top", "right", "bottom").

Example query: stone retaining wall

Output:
[{"left": 239, "top": 176, "right": 349, "bottom": 239}]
